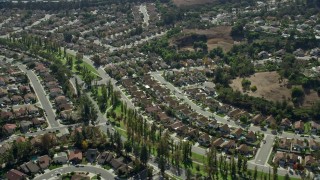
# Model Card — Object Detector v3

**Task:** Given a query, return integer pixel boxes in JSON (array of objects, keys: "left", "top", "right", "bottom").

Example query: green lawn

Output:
[
  {"left": 54, "top": 52, "right": 100, "bottom": 80},
  {"left": 304, "top": 122, "right": 311, "bottom": 134},
  {"left": 49, "top": 164, "right": 63, "bottom": 170},
  {"left": 192, "top": 152, "right": 206, "bottom": 163}
]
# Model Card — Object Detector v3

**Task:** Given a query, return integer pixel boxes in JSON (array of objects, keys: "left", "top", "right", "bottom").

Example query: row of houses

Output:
[
  {"left": 120, "top": 75, "right": 260, "bottom": 157},
  {"left": 230, "top": 108, "right": 320, "bottom": 134},
  {"left": 33, "top": 62, "right": 77, "bottom": 122},
  {"left": 0, "top": 59, "right": 47, "bottom": 137},
  {"left": 273, "top": 152, "right": 319, "bottom": 170},
  {"left": 277, "top": 137, "right": 320, "bottom": 153}
]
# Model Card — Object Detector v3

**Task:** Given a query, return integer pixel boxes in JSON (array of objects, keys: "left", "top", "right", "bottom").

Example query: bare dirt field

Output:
[
  {"left": 173, "top": 0, "right": 216, "bottom": 7},
  {"left": 230, "top": 71, "right": 319, "bottom": 107},
  {"left": 173, "top": 26, "right": 234, "bottom": 52}
]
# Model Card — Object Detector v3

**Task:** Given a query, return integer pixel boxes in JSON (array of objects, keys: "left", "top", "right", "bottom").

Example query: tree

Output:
[
  {"left": 140, "top": 144, "right": 149, "bottom": 166},
  {"left": 291, "top": 87, "right": 305, "bottom": 105},
  {"left": 206, "top": 147, "right": 217, "bottom": 179},
  {"left": 158, "top": 156, "right": 166, "bottom": 177},
  {"left": 63, "top": 32, "right": 72, "bottom": 43},
  {"left": 41, "top": 133, "right": 56, "bottom": 153},
  {"left": 273, "top": 164, "right": 278, "bottom": 180},
  {"left": 240, "top": 115, "right": 248, "bottom": 124},
  {"left": 124, "top": 141, "right": 132, "bottom": 157},
  {"left": 81, "top": 140, "right": 88, "bottom": 150},
  {"left": 284, "top": 174, "right": 290, "bottom": 180},
  {"left": 92, "top": 55, "right": 101, "bottom": 66},
  {"left": 241, "top": 78, "right": 251, "bottom": 91},
  {"left": 253, "top": 166, "right": 258, "bottom": 180}
]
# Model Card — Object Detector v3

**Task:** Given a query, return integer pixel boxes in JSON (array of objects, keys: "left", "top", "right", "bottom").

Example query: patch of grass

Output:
[
  {"left": 49, "top": 164, "right": 63, "bottom": 170},
  {"left": 304, "top": 122, "right": 311, "bottom": 134},
  {"left": 102, "top": 164, "right": 112, "bottom": 170},
  {"left": 115, "top": 127, "right": 127, "bottom": 138},
  {"left": 216, "top": 113, "right": 226, "bottom": 117},
  {"left": 191, "top": 152, "right": 205, "bottom": 163}
]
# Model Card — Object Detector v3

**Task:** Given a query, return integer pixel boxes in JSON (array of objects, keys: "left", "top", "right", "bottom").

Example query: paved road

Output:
[
  {"left": 253, "top": 135, "right": 275, "bottom": 166},
  {"left": 33, "top": 165, "right": 115, "bottom": 180},
  {"left": 19, "top": 65, "right": 60, "bottom": 128}
]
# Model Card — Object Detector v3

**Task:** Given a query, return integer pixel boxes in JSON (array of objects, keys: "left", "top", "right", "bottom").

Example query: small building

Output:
[
  {"left": 246, "top": 131, "right": 256, "bottom": 142},
  {"left": 280, "top": 118, "right": 292, "bottom": 130},
  {"left": 3, "top": 124, "right": 17, "bottom": 134},
  {"left": 6, "top": 169, "right": 27, "bottom": 180},
  {"left": 294, "top": 120, "right": 304, "bottom": 134},
  {"left": 237, "top": 144, "right": 251, "bottom": 155},
  {"left": 198, "top": 133, "right": 211, "bottom": 147},
  {"left": 38, "top": 155, "right": 51, "bottom": 169},
  {"left": 86, "top": 149, "right": 99, "bottom": 163},
  {"left": 20, "top": 120, "right": 32, "bottom": 133},
  {"left": 231, "top": 128, "right": 243, "bottom": 139},
  {"left": 53, "top": 152, "right": 68, "bottom": 164},
  {"left": 69, "top": 150, "right": 83, "bottom": 164}
]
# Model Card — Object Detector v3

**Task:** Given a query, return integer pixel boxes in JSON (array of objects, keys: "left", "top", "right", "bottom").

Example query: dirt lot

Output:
[
  {"left": 173, "top": 0, "right": 216, "bottom": 7},
  {"left": 173, "top": 26, "right": 234, "bottom": 52},
  {"left": 230, "top": 71, "right": 319, "bottom": 107}
]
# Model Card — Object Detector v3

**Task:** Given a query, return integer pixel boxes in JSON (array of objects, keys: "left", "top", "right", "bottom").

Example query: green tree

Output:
[{"left": 140, "top": 144, "right": 149, "bottom": 166}]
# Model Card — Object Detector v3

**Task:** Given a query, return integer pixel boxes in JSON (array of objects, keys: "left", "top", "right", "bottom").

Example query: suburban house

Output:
[
  {"left": 198, "top": 133, "right": 211, "bottom": 146},
  {"left": 97, "top": 151, "right": 114, "bottom": 165},
  {"left": 69, "top": 150, "right": 83, "bottom": 164},
  {"left": 294, "top": 120, "right": 304, "bottom": 134},
  {"left": 309, "top": 139, "right": 320, "bottom": 151},
  {"left": 86, "top": 149, "right": 99, "bottom": 163},
  {"left": 220, "top": 140, "right": 236, "bottom": 153},
  {"left": 53, "top": 152, "right": 68, "bottom": 164},
  {"left": 38, "top": 155, "right": 51, "bottom": 169},
  {"left": 304, "top": 155, "right": 317, "bottom": 168},
  {"left": 246, "top": 131, "right": 257, "bottom": 142},
  {"left": 278, "top": 138, "right": 291, "bottom": 151},
  {"left": 251, "top": 114, "right": 264, "bottom": 125},
  {"left": 20, "top": 120, "right": 32, "bottom": 133},
  {"left": 6, "top": 169, "right": 27, "bottom": 180},
  {"left": 212, "top": 138, "right": 224, "bottom": 148},
  {"left": 231, "top": 128, "right": 243, "bottom": 139},
  {"left": 219, "top": 124, "right": 230, "bottom": 135},
  {"left": 310, "top": 121, "right": 320, "bottom": 134},
  {"left": 280, "top": 118, "right": 292, "bottom": 130},
  {"left": 265, "top": 115, "right": 276, "bottom": 127},
  {"left": 3, "top": 123, "right": 17, "bottom": 134},
  {"left": 291, "top": 138, "right": 306, "bottom": 152},
  {"left": 273, "top": 152, "right": 286, "bottom": 167},
  {"left": 237, "top": 144, "right": 252, "bottom": 155},
  {"left": 25, "top": 161, "right": 41, "bottom": 173}
]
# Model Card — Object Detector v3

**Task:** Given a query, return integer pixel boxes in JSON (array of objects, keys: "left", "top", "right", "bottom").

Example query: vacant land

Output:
[
  {"left": 173, "top": 0, "right": 216, "bottom": 7},
  {"left": 230, "top": 71, "right": 319, "bottom": 107},
  {"left": 173, "top": 26, "right": 234, "bottom": 52}
]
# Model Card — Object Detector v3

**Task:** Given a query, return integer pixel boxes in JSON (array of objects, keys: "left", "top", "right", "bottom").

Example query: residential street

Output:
[
  {"left": 18, "top": 65, "right": 60, "bottom": 129},
  {"left": 33, "top": 165, "right": 115, "bottom": 180},
  {"left": 253, "top": 135, "right": 275, "bottom": 166}
]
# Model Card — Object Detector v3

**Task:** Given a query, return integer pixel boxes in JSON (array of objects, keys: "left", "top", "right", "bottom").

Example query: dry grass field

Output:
[
  {"left": 230, "top": 71, "right": 319, "bottom": 107},
  {"left": 172, "top": 0, "right": 216, "bottom": 7},
  {"left": 174, "top": 26, "right": 234, "bottom": 52}
]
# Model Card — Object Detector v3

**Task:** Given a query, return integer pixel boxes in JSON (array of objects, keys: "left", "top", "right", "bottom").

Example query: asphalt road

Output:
[
  {"left": 19, "top": 65, "right": 59, "bottom": 128},
  {"left": 253, "top": 135, "right": 275, "bottom": 166},
  {"left": 33, "top": 165, "right": 115, "bottom": 180}
]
